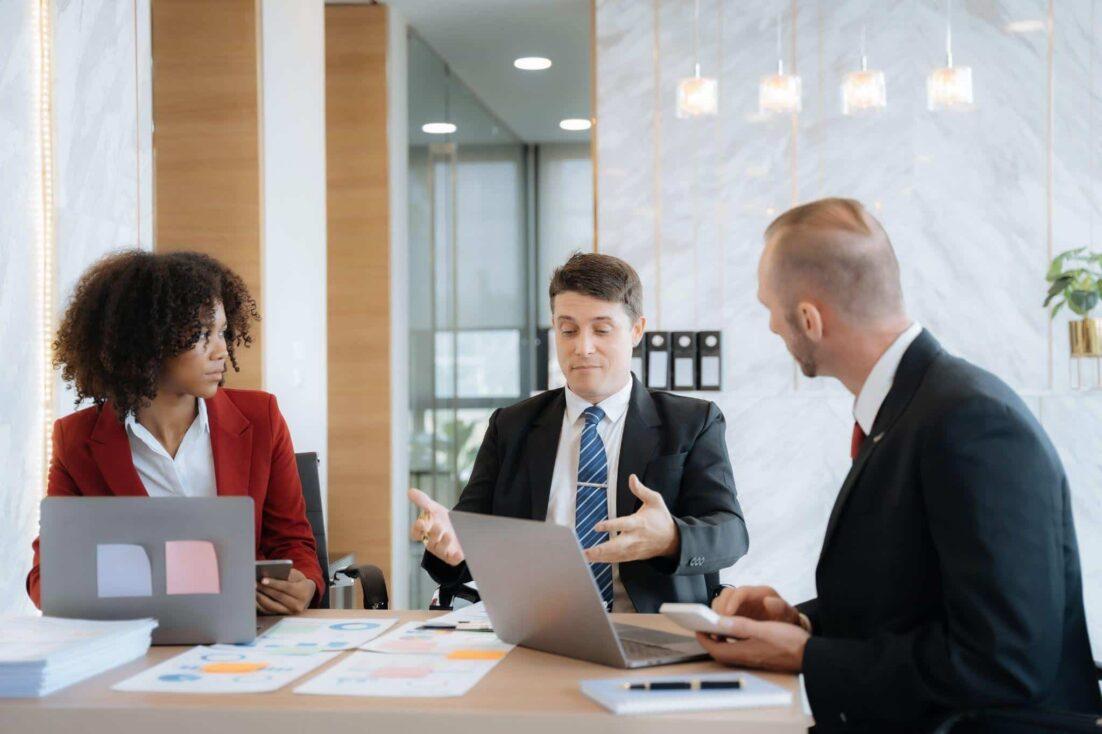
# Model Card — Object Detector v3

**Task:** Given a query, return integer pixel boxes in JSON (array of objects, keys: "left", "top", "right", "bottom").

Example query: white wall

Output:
[
  {"left": 260, "top": 0, "right": 329, "bottom": 514},
  {"left": 596, "top": 0, "right": 1102, "bottom": 657},
  {"left": 0, "top": 0, "right": 45, "bottom": 617},
  {"left": 0, "top": 0, "right": 153, "bottom": 615},
  {"left": 387, "top": 6, "right": 411, "bottom": 609}
]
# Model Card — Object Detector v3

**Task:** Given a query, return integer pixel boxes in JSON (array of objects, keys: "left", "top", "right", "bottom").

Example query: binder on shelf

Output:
[
  {"left": 631, "top": 341, "right": 645, "bottom": 383},
  {"left": 645, "top": 332, "right": 671, "bottom": 390},
  {"left": 535, "top": 327, "right": 550, "bottom": 391},
  {"left": 671, "top": 332, "right": 697, "bottom": 390},
  {"left": 697, "top": 331, "right": 722, "bottom": 390}
]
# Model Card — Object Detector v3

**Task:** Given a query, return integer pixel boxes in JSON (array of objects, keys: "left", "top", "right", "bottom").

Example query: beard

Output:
[{"left": 785, "top": 312, "right": 819, "bottom": 377}]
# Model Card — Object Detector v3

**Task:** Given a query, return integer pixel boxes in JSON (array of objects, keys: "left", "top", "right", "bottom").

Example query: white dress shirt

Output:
[
  {"left": 546, "top": 376, "right": 637, "bottom": 613},
  {"left": 124, "top": 398, "right": 217, "bottom": 498},
  {"left": 853, "top": 322, "right": 923, "bottom": 434}
]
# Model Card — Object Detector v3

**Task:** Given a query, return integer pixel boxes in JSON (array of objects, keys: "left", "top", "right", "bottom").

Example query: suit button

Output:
[{"left": 840, "top": 713, "right": 847, "bottom": 723}]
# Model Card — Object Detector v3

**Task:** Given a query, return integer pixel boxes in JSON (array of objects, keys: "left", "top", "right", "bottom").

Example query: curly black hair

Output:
[{"left": 53, "top": 250, "right": 260, "bottom": 420}]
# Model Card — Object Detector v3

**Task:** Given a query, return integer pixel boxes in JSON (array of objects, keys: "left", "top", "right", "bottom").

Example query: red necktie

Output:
[{"left": 850, "top": 422, "right": 867, "bottom": 460}]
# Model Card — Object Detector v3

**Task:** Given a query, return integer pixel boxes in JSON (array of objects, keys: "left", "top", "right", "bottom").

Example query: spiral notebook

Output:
[{"left": 580, "top": 671, "right": 792, "bottom": 715}]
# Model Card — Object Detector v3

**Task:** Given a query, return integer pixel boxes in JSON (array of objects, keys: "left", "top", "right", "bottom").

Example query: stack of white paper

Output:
[{"left": 0, "top": 616, "right": 157, "bottom": 698}]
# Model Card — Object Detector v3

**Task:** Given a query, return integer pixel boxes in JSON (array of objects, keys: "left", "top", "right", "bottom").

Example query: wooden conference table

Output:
[{"left": 0, "top": 610, "right": 813, "bottom": 734}]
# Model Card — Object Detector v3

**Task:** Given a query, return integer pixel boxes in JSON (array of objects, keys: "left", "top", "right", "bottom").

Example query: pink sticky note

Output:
[{"left": 165, "top": 540, "right": 221, "bottom": 595}]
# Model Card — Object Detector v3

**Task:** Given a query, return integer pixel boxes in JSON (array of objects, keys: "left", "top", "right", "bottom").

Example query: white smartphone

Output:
[
  {"left": 659, "top": 602, "right": 731, "bottom": 636},
  {"left": 255, "top": 559, "right": 293, "bottom": 582}
]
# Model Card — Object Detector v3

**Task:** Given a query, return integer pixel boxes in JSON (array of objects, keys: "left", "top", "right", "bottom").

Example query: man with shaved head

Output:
[{"left": 699, "top": 198, "right": 1100, "bottom": 731}]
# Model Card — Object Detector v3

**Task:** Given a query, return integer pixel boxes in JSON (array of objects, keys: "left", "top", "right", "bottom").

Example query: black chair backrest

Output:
[{"left": 295, "top": 452, "right": 330, "bottom": 608}]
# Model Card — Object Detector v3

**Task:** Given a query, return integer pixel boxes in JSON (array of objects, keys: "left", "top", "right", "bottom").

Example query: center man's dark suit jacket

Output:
[
  {"left": 422, "top": 376, "right": 749, "bottom": 612},
  {"left": 799, "top": 330, "right": 1101, "bottom": 732}
]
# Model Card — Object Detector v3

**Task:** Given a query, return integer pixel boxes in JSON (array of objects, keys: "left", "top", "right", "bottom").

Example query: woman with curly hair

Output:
[{"left": 26, "top": 250, "right": 324, "bottom": 614}]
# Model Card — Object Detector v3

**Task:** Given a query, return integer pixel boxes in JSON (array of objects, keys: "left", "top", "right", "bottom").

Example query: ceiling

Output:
[{"left": 385, "top": 0, "right": 592, "bottom": 144}]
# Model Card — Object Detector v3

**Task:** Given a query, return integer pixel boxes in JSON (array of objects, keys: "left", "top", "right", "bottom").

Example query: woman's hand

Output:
[{"left": 256, "top": 568, "right": 316, "bottom": 615}]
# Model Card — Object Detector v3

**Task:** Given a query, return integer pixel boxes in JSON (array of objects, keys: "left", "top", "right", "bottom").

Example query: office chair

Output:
[
  {"left": 930, "top": 663, "right": 1102, "bottom": 733},
  {"left": 295, "top": 452, "right": 389, "bottom": 610}
]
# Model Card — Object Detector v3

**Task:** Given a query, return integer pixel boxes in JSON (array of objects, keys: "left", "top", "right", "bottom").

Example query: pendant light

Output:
[
  {"left": 927, "top": 0, "right": 973, "bottom": 111},
  {"left": 759, "top": 12, "right": 801, "bottom": 116},
  {"left": 676, "top": 0, "right": 718, "bottom": 118},
  {"left": 842, "top": 25, "right": 886, "bottom": 115},
  {"left": 423, "top": 66, "right": 457, "bottom": 134}
]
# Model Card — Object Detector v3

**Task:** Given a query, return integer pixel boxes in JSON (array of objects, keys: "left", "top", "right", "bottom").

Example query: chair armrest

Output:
[{"left": 334, "top": 564, "right": 389, "bottom": 610}]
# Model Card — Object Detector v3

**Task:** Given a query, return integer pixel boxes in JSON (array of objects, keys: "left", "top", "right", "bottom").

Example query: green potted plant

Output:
[{"left": 1044, "top": 247, "right": 1102, "bottom": 356}]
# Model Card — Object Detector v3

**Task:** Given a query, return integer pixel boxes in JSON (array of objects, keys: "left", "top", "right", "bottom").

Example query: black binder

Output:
[
  {"left": 697, "top": 330, "right": 722, "bottom": 390},
  {"left": 644, "top": 331, "right": 671, "bottom": 390},
  {"left": 671, "top": 332, "right": 697, "bottom": 390}
]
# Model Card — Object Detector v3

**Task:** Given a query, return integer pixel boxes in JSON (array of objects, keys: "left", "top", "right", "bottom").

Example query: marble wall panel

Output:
[{"left": 597, "top": 0, "right": 1102, "bottom": 647}]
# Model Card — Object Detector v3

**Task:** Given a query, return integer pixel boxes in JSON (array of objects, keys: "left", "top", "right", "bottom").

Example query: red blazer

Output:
[{"left": 26, "top": 388, "right": 325, "bottom": 608}]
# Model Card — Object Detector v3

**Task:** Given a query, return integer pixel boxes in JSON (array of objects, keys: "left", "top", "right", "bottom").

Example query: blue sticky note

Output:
[{"left": 96, "top": 543, "right": 153, "bottom": 598}]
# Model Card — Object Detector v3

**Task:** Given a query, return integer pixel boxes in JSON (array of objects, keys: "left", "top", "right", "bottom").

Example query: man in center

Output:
[{"left": 410, "top": 252, "right": 748, "bottom": 612}]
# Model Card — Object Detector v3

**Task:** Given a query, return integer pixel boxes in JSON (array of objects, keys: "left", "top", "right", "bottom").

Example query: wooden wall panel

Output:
[
  {"left": 325, "top": 4, "right": 393, "bottom": 588},
  {"left": 152, "top": 0, "right": 263, "bottom": 389}
]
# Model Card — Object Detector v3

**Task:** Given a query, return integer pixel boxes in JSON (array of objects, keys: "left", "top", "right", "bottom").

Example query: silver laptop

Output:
[
  {"left": 451, "top": 511, "right": 707, "bottom": 668},
  {"left": 40, "top": 497, "right": 256, "bottom": 645}
]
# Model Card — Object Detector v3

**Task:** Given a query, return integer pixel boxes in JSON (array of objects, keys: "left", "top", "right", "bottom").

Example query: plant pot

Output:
[{"left": 1069, "top": 317, "right": 1102, "bottom": 357}]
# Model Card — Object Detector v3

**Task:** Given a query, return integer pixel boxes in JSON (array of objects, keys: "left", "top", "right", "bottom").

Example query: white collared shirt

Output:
[
  {"left": 124, "top": 399, "right": 217, "bottom": 498},
  {"left": 853, "top": 322, "right": 923, "bottom": 435},
  {"left": 546, "top": 376, "right": 637, "bottom": 613}
]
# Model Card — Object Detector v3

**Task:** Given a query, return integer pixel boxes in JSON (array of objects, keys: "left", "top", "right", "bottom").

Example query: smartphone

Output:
[
  {"left": 255, "top": 559, "right": 293, "bottom": 582},
  {"left": 659, "top": 602, "right": 731, "bottom": 636}
]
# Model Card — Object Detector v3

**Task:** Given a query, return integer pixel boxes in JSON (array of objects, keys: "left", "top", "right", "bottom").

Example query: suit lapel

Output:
[
  {"left": 89, "top": 403, "right": 148, "bottom": 496},
  {"left": 819, "top": 330, "right": 943, "bottom": 558},
  {"left": 206, "top": 390, "right": 252, "bottom": 497},
  {"left": 616, "top": 377, "right": 662, "bottom": 518},
  {"left": 527, "top": 390, "right": 565, "bottom": 520}
]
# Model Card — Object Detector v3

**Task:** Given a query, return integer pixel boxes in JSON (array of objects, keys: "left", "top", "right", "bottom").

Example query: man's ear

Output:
[
  {"left": 797, "top": 302, "right": 824, "bottom": 342},
  {"left": 631, "top": 315, "right": 647, "bottom": 346}
]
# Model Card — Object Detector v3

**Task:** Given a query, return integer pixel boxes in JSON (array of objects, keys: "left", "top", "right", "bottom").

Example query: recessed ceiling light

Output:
[
  {"left": 559, "top": 118, "right": 591, "bottom": 131},
  {"left": 1004, "top": 19, "right": 1046, "bottom": 33},
  {"left": 514, "top": 56, "right": 552, "bottom": 71},
  {"left": 421, "top": 122, "right": 456, "bottom": 134}
]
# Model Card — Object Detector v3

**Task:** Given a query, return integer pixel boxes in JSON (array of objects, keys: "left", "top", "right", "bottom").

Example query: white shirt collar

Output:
[
  {"left": 564, "top": 375, "right": 634, "bottom": 427},
  {"left": 125, "top": 397, "right": 211, "bottom": 446},
  {"left": 853, "top": 322, "right": 923, "bottom": 435}
]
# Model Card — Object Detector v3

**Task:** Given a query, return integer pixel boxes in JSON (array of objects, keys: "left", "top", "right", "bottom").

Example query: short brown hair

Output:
[{"left": 549, "top": 252, "right": 643, "bottom": 322}]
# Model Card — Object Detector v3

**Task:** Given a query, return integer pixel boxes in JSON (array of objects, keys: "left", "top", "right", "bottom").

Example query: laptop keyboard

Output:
[{"left": 621, "top": 639, "right": 680, "bottom": 661}]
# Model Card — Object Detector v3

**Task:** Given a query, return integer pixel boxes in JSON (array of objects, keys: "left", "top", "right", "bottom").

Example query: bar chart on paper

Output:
[
  {"left": 112, "top": 646, "right": 338, "bottom": 693},
  {"left": 293, "top": 652, "right": 505, "bottom": 697},
  {"left": 360, "top": 622, "right": 512, "bottom": 656},
  {"left": 216, "top": 617, "right": 398, "bottom": 654}
]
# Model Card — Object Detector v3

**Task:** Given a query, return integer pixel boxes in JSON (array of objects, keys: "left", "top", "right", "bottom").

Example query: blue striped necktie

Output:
[{"left": 575, "top": 405, "right": 613, "bottom": 610}]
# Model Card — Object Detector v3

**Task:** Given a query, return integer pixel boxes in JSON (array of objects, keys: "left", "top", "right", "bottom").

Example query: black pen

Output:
[{"left": 623, "top": 679, "right": 742, "bottom": 691}]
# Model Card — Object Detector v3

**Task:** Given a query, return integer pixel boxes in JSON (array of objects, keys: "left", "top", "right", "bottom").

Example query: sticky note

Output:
[
  {"left": 446, "top": 649, "right": 507, "bottom": 661},
  {"left": 96, "top": 544, "right": 153, "bottom": 598},
  {"left": 165, "top": 540, "right": 221, "bottom": 595}
]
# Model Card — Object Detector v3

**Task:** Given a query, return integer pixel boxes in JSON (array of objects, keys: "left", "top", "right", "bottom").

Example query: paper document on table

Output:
[
  {"left": 361, "top": 621, "right": 513, "bottom": 656},
  {"left": 113, "top": 645, "right": 338, "bottom": 693},
  {"left": 294, "top": 651, "right": 505, "bottom": 697},
  {"left": 581, "top": 671, "right": 792, "bottom": 714},
  {"left": 215, "top": 617, "right": 398, "bottom": 654},
  {"left": 420, "top": 601, "right": 491, "bottom": 630}
]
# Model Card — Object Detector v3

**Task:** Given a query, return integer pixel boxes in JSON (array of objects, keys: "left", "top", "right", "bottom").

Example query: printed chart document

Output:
[
  {"left": 360, "top": 621, "right": 513, "bottom": 657},
  {"left": 580, "top": 671, "right": 792, "bottom": 714},
  {"left": 420, "top": 601, "right": 491, "bottom": 630},
  {"left": 216, "top": 617, "right": 398, "bottom": 654},
  {"left": 294, "top": 651, "right": 504, "bottom": 698},
  {"left": 112, "top": 645, "right": 338, "bottom": 694}
]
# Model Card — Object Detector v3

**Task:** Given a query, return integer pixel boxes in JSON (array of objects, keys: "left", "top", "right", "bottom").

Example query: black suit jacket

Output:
[
  {"left": 422, "top": 376, "right": 749, "bottom": 612},
  {"left": 799, "top": 330, "right": 1101, "bottom": 731}
]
